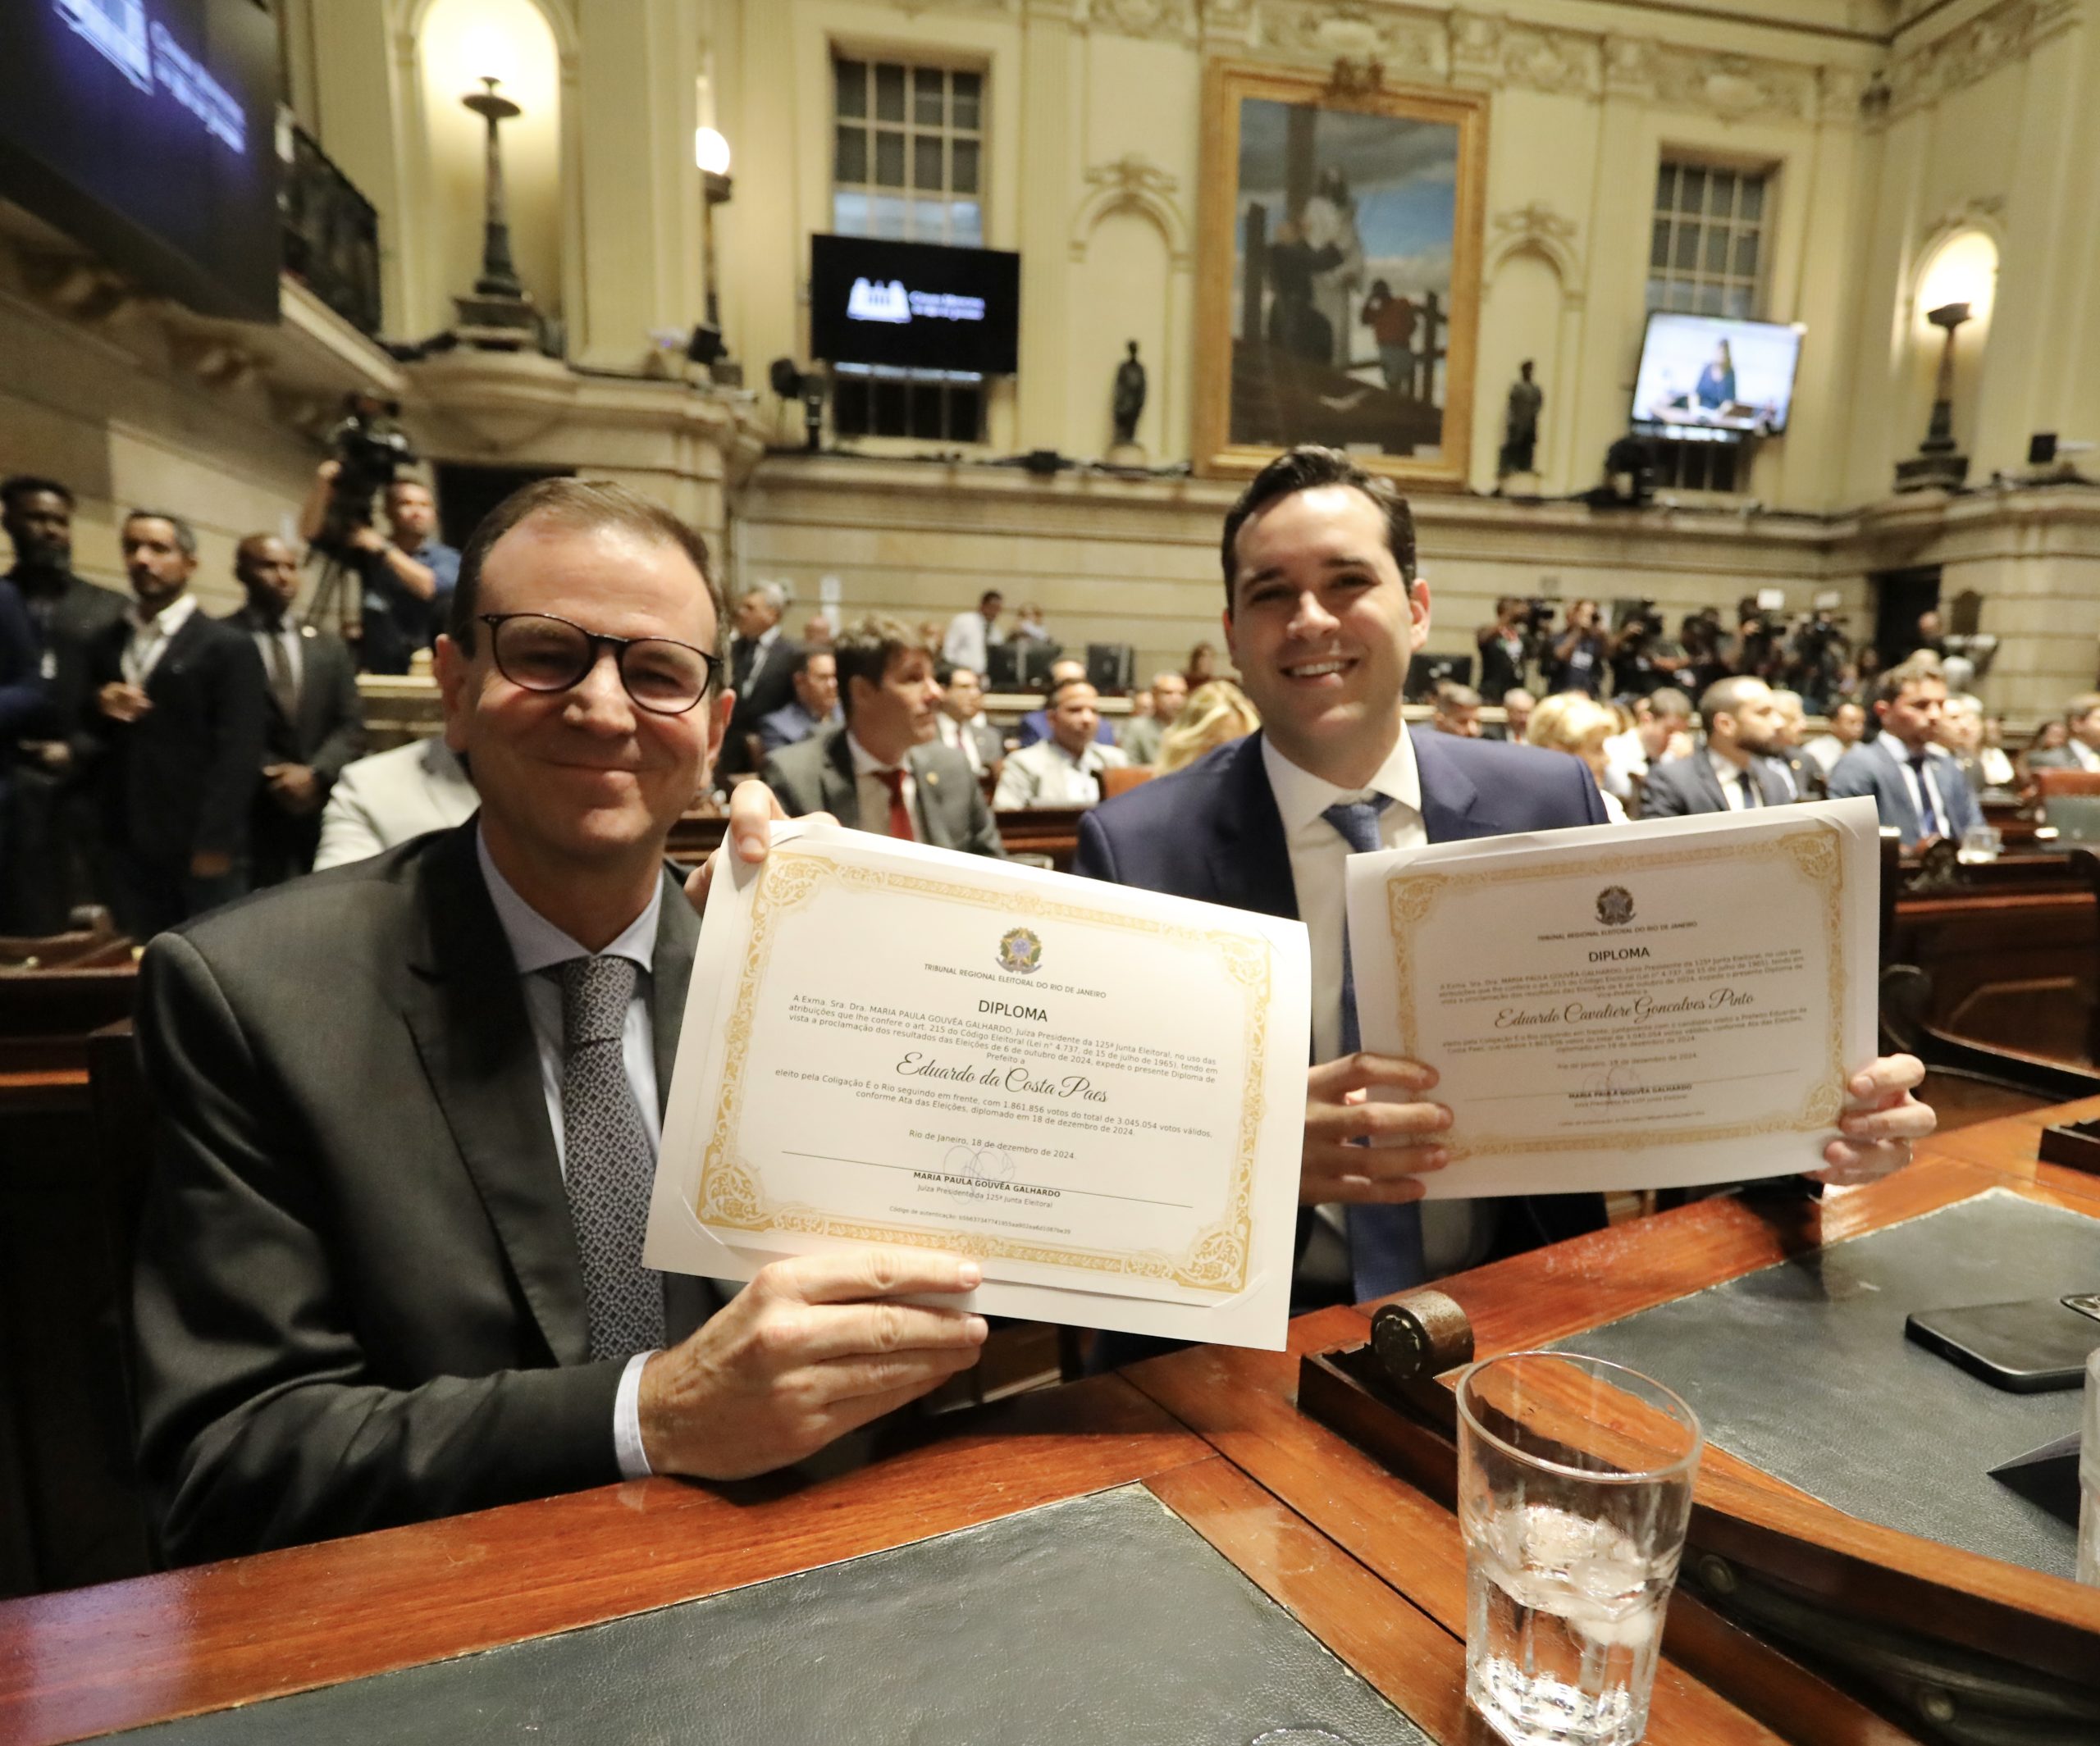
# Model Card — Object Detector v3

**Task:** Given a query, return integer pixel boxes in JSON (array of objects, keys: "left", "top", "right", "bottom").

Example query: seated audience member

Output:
[
  {"left": 135, "top": 481, "right": 988, "bottom": 1564},
  {"left": 720, "top": 583, "right": 799, "bottom": 779},
  {"left": 1016, "top": 658, "right": 1116, "bottom": 749},
  {"left": 2022, "top": 718, "right": 2070, "bottom": 785},
  {"left": 1828, "top": 659, "right": 1982, "bottom": 849},
  {"left": 1766, "top": 687, "right": 1822, "bottom": 800},
  {"left": 1488, "top": 686, "right": 1535, "bottom": 743},
  {"left": 1011, "top": 603, "right": 1052, "bottom": 642},
  {"left": 1977, "top": 714, "right": 2016, "bottom": 791},
  {"left": 934, "top": 663, "right": 1003, "bottom": 776},
  {"left": 1185, "top": 641, "right": 1219, "bottom": 689},
  {"left": 1600, "top": 689, "right": 1689, "bottom": 806},
  {"left": 85, "top": 512, "right": 267, "bottom": 934},
  {"left": 802, "top": 613, "right": 835, "bottom": 649},
  {"left": 764, "top": 614, "right": 1002, "bottom": 855},
  {"left": 756, "top": 645, "right": 840, "bottom": 753},
  {"left": 226, "top": 535, "right": 366, "bottom": 887},
  {"left": 1073, "top": 445, "right": 1928, "bottom": 1345},
  {"left": 1525, "top": 693, "right": 1627, "bottom": 823},
  {"left": 2028, "top": 694, "right": 2100, "bottom": 773},
  {"left": 1429, "top": 681, "right": 1483, "bottom": 738},
  {"left": 2, "top": 474, "right": 129, "bottom": 932},
  {"left": 1802, "top": 700, "right": 1866, "bottom": 779},
  {"left": 299, "top": 468, "right": 459, "bottom": 676},
  {"left": 994, "top": 677, "right": 1127, "bottom": 809},
  {"left": 316, "top": 735, "right": 479, "bottom": 868},
  {"left": 941, "top": 590, "right": 1003, "bottom": 673},
  {"left": 1157, "top": 679, "right": 1261, "bottom": 774},
  {"left": 1641, "top": 677, "right": 1797, "bottom": 817},
  {"left": 1120, "top": 670, "right": 1188, "bottom": 765}
]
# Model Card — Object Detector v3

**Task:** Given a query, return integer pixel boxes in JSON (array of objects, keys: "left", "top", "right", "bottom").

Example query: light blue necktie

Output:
[{"left": 1322, "top": 796, "right": 1428, "bottom": 1301}]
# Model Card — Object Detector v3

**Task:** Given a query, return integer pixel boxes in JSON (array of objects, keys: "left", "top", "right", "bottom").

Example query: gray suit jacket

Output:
[
  {"left": 1640, "top": 750, "right": 1797, "bottom": 818},
  {"left": 762, "top": 724, "right": 1003, "bottom": 856},
  {"left": 134, "top": 823, "right": 712, "bottom": 1563},
  {"left": 1826, "top": 735, "right": 1984, "bottom": 847}
]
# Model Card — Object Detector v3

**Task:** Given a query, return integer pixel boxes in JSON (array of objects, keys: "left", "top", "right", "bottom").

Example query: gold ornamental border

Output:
[
  {"left": 1383, "top": 823, "right": 1848, "bottom": 1159},
  {"left": 696, "top": 850, "right": 1276, "bottom": 1296}
]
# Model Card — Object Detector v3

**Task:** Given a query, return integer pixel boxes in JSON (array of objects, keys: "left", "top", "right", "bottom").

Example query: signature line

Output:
[{"left": 781, "top": 1151, "right": 1194, "bottom": 1210}]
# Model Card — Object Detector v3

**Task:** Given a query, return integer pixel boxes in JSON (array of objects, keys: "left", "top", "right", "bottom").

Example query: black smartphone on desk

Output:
[{"left": 1905, "top": 1292, "right": 2100, "bottom": 1393}]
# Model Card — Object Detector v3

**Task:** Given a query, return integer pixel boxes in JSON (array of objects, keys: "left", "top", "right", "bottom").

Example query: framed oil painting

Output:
[{"left": 1193, "top": 62, "right": 1487, "bottom": 488}]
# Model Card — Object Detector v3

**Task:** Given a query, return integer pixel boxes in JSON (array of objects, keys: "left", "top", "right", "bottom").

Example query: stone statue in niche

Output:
[
  {"left": 1498, "top": 359, "right": 1544, "bottom": 484},
  {"left": 1112, "top": 341, "right": 1148, "bottom": 454}
]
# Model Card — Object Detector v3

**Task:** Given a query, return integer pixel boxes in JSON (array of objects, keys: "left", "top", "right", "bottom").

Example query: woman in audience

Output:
[
  {"left": 2019, "top": 718, "right": 2070, "bottom": 789},
  {"left": 1158, "top": 680, "right": 1260, "bottom": 774},
  {"left": 1525, "top": 691, "right": 1627, "bottom": 823},
  {"left": 1185, "top": 641, "right": 1221, "bottom": 690}
]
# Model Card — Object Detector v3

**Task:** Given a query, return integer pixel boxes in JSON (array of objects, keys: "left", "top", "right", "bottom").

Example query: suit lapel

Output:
[
  {"left": 820, "top": 727, "right": 861, "bottom": 827},
  {"left": 1697, "top": 754, "right": 1729, "bottom": 813},
  {"left": 400, "top": 826, "right": 591, "bottom": 1365},
  {"left": 1208, "top": 734, "right": 1299, "bottom": 920},
  {"left": 649, "top": 863, "right": 699, "bottom": 1113},
  {"left": 1878, "top": 738, "right": 1923, "bottom": 838},
  {"left": 907, "top": 743, "right": 957, "bottom": 847},
  {"left": 146, "top": 605, "right": 211, "bottom": 697},
  {"left": 1410, "top": 726, "right": 1486, "bottom": 843}
]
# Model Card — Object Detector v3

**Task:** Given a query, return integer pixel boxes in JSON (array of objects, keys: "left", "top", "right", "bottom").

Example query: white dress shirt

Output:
[
  {"left": 942, "top": 609, "right": 1002, "bottom": 673},
  {"left": 247, "top": 615, "right": 304, "bottom": 699},
  {"left": 1708, "top": 747, "right": 1764, "bottom": 810},
  {"left": 2070, "top": 738, "right": 2100, "bottom": 773},
  {"left": 993, "top": 737, "right": 1125, "bottom": 809},
  {"left": 1262, "top": 732, "right": 1491, "bottom": 1277},
  {"left": 1888, "top": 738, "right": 1955, "bottom": 838},
  {"left": 477, "top": 829, "right": 664, "bottom": 1480},
  {"left": 849, "top": 731, "right": 918, "bottom": 839},
  {"left": 121, "top": 592, "right": 197, "bottom": 685},
  {"left": 938, "top": 709, "right": 990, "bottom": 775}
]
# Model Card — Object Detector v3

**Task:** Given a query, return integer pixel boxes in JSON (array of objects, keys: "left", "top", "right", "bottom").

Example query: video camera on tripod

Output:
[{"left": 307, "top": 393, "right": 418, "bottom": 629}]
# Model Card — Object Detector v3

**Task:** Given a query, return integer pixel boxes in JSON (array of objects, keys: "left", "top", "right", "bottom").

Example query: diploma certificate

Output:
[
  {"left": 1343, "top": 799, "right": 1879, "bottom": 1197},
  {"left": 645, "top": 823, "right": 1310, "bottom": 1349}
]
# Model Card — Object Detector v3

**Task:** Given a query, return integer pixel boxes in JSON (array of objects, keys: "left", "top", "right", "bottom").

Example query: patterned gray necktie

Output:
[
  {"left": 556, "top": 955, "right": 667, "bottom": 1361},
  {"left": 1322, "top": 796, "right": 1428, "bottom": 1302}
]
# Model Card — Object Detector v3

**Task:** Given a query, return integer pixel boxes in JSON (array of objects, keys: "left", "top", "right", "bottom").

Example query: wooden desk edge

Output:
[{"left": 0, "top": 1374, "right": 1205, "bottom": 1745}]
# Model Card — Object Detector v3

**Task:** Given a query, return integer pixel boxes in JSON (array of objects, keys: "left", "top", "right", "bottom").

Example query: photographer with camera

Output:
[
  {"left": 296, "top": 398, "right": 459, "bottom": 676},
  {"left": 1608, "top": 601, "right": 1687, "bottom": 699},
  {"left": 1545, "top": 598, "right": 1609, "bottom": 696},
  {"left": 1475, "top": 596, "right": 1531, "bottom": 702}
]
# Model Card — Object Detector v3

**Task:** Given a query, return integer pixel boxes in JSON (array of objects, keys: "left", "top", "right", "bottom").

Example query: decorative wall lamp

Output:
[
  {"left": 453, "top": 75, "right": 541, "bottom": 349},
  {"left": 691, "top": 127, "right": 735, "bottom": 376},
  {"left": 1894, "top": 300, "right": 1971, "bottom": 492}
]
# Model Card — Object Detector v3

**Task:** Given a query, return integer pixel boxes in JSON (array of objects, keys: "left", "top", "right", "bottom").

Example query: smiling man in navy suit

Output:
[{"left": 1075, "top": 446, "right": 1933, "bottom": 1329}]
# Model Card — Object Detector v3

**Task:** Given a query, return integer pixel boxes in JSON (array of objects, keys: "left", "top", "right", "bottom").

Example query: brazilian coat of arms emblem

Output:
[
  {"left": 997, "top": 927, "right": 1043, "bottom": 974},
  {"left": 1596, "top": 886, "right": 1635, "bottom": 928}
]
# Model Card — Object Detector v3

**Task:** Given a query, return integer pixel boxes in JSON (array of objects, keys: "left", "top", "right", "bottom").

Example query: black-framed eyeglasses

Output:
[{"left": 480, "top": 613, "right": 721, "bottom": 716}]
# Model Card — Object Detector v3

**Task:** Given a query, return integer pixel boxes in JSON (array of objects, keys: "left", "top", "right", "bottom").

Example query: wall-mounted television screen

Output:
[
  {"left": 809, "top": 234, "right": 1020, "bottom": 376},
  {"left": 0, "top": 0, "right": 281, "bottom": 322},
  {"left": 1630, "top": 312, "right": 1804, "bottom": 441}
]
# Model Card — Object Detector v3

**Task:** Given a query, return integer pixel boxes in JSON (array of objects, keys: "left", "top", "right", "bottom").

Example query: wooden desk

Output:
[
  {"left": 0, "top": 1376, "right": 1513, "bottom": 1746},
  {"left": 1194, "top": 1129, "right": 2100, "bottom": 1744},
  {"left": 10, "top": 1112, "right": 2093, "bottom": 1744}
]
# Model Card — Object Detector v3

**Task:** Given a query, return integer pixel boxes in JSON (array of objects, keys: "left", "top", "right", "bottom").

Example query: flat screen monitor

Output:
[
  {"left": 809, "top": 234, "right": 1020, "bottom": 376},
  {"left": 0, "top": 0, "right": 281, "bottom": 322},
  {"left": 1630, "top": 312, "right": 1803, "bottom": 441}
]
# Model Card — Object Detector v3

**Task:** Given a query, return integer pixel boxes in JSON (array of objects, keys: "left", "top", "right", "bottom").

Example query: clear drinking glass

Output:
[
  {"left": 1456, "top": 1352, "right": 1703, "bottom": 1746},
  {"left": 1959, "top": 825, "right": 2002, "bottom": 863}
]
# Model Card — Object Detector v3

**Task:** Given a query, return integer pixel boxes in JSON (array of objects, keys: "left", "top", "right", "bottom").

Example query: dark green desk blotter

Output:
[
  {"left": 122, "top": 1484, "right": 1431, "bottom": 1744},
  {"left": 1557, "top": 1188, "right": 2095, "bottom": 1578}
]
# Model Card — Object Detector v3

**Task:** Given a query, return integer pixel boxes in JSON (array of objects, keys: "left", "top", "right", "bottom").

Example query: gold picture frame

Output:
[{"left": 1192, "top": 60, "right": 1489, "bottom": 488}]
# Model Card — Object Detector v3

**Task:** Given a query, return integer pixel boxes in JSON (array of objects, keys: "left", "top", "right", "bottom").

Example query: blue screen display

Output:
[{"left": 0, "top": 1, "right": 280, "bottom": 321}]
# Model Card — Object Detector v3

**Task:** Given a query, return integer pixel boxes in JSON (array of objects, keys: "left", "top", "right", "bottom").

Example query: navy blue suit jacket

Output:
[{"left": 1073, "top": 727, "right": 1611, "bottom": 1293}]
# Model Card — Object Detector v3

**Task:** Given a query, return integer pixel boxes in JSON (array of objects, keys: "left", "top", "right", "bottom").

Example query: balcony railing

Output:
[{"left": 278, "top": 113, "right": 383, "bottom": 340}]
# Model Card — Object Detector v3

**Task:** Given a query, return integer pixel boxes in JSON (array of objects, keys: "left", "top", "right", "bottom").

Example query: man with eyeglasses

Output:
[{"left": 132, "top": 480, "right": 988, "bottom": 1564}]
